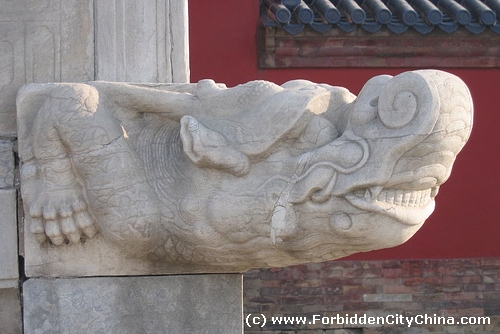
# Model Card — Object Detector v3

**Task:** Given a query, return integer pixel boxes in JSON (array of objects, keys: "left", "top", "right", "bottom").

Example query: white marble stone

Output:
[
  {"left": 0, "top": 0, "right": 94, "bottom": 135},
  {"left": 0, "top": 141, "right": 14, "bottom": 189},
  {"left": 0, "top": 190, "right": 18, "bottom": 288},
  {"left": 95, "top": 0, "right": 189, "bottom": 83},
  {"left": 0, "top": 0, "right": 190, "bottom": 136},
  {"left": 23, "top": 275, "right": 242, "bottom": 334},
  {"left": 17, "top": 70, "right": 473, "bottom": 275}
]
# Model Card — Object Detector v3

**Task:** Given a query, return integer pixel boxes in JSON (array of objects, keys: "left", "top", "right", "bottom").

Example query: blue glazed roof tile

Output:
[{"left": 261, "top": 0, "right": 500, "bottom": 34}]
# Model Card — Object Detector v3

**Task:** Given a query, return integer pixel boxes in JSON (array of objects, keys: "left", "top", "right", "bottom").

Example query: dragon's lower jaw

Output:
[{"left": 345, "top": 187, "right": 437, "bottom": 226}]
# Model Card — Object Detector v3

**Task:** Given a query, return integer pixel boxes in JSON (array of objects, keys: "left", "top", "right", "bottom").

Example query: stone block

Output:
[
  {"left": 95, "top": 0, "right": 189, "bottom": 83},
  {"left": 0, "top": 140, "right": 14, "bottom": 188},
  {"left": 0, "top": 189, "right": 18, "bottom": 288},
  {"left": 0, "top": 0, "right": 93, "bottom": 135},
  {"left": 23, "top": 274, "right": 243, "bottom": 334},
  {"left": 0, "top": 288, "right": 22, "bottom": 334}
]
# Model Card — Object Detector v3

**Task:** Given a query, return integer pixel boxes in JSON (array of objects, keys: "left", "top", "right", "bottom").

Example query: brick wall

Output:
[
  {"left": 244, "top": 258, "right": 500, "bottom": 333},
  {"left": 260, "top": 26, "right": 500, "bottom": 68}
]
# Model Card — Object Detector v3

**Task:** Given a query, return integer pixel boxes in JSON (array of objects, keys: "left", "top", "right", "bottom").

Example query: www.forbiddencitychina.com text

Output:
[{"left": 245, "top": 313, "right": 491, "bottom": 328}]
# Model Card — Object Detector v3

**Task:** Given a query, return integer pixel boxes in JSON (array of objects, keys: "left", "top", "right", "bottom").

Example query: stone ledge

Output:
[{"left": 0, "top": 279, "right": 18, "bottom": 289}]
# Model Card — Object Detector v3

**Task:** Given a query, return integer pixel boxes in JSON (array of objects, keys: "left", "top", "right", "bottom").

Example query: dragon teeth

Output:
[
  {"left": 375, "top": 188, "right": 433, "bottom": 207},
  {"left": 386, "top": 189, "right": 395, "bottom": 203},
  {"left": 370, "top": 186, "right": 383, "bottom": 198},
  {"left": 395, "top": 190, "right": 403, "bottom": 205},
  {"left": 352, "top": 186, "right": 436, "bottom": 207},
  {"left": 409, "top": 191, "right": 417, "bottom": 206}
]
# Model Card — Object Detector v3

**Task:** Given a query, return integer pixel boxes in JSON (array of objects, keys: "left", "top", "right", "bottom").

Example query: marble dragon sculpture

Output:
[{"left": 17, "top": 70, "right": 472, "bottom": 270}]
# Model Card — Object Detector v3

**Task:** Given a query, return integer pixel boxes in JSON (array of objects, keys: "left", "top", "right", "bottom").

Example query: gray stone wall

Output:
[
  {"left": 0, "top": 140, "right": 21, "bottom": 334},
  {"left": 0, "top": 1, "right": 198, "bottom": 333}
]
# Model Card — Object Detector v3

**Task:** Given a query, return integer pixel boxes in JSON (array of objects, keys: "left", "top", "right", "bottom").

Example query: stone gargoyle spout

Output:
[{"left": 17, "top": 70, "right": 473, "bottom": 272}]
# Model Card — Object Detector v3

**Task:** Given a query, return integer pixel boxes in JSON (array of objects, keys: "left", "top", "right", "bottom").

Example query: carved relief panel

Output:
[{"left": 0, "top": 0, "right": 93, "bottom": 135}]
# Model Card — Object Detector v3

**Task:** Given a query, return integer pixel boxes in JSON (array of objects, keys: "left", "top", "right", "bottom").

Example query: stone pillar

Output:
[
  {"left": 0, "top": 0, "right": 94, "bottom": 136},
  {"left": 95, "top": 0, "right": 190, "bottom": 83},
  {"left": 0, "top": 1, "right": 93, "bottom": 332},
  {"left": 24, "top": 275, "right": 242, "bottom": 334}
]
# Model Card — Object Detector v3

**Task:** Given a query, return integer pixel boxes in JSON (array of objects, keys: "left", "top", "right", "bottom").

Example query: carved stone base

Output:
[
  {"left": 23, "top": 275, "right": 243, "bottom": 334},
  {"left": 23, "top": 229, "right": 246, "bottom": 276}
]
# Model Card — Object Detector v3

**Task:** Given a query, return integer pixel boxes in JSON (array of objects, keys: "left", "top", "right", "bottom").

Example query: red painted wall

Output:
[{"left": 188, "top": 1, "right": 500, "bottom": 260}]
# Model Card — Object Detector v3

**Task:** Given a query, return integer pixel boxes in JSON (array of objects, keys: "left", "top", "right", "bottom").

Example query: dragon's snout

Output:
[
  {"left": 339, "top": 70, "right": 473, "bottom": 225},
  {"left": 333, "top": 70, "right": 473, "bottom": 193}
]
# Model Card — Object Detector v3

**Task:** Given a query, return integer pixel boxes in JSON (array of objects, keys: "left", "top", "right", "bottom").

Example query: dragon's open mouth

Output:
[{"left": 345, "top": 186, "right": 439, "bottom": 225}]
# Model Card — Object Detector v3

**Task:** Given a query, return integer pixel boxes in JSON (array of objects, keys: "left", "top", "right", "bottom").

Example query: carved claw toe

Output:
[
  {"left": 44, "top": 220, "right": 65, "bottom": 245},
  {"left": 29, "top": 217, "right": 47, "bottom": 244},
  {"left": 74, "top": 211, "right": 97, "bottom": 238},
  {"left": 28, "top": 187, "right": 97, "bottom": 245},
  {"left": 60, "top": 216, "right": 81, "bottom": 244}
]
